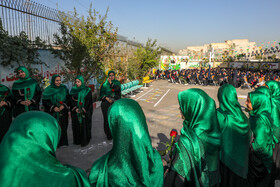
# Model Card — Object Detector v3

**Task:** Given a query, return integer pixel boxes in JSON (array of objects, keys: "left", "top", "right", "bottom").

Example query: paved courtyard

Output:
[{"left": 56, "top": 80, "right": 251, "bottom": 174}]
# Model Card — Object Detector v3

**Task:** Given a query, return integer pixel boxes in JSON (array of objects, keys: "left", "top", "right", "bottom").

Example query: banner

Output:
[
  {"left": 187, "top": 61, "right": 200, "bottom": 68},
  {"left": 160, "top": 56, "right": 188, "bottom": 70}
]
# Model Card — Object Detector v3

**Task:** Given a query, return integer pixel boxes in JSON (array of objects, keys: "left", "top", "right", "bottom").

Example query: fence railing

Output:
[{"left": 0, "top": 0, "right": 61, "bottom": 44}]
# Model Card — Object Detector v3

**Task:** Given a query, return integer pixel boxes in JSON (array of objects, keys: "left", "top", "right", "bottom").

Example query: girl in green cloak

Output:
[
  {"left": 42, "top": 74, "right": 70, "bottom": 146},
  {"left": 265, "top": 81, "right": 280, "bottom": 142},
  {"left": 246, "top": 91, "right": 274, "bottom": 187},
  {"left": 70, "top": 75, "right": 93, "bottom": 147},
  {"left": 99, "top": 70, "right": 121, "bottom": 140},
  {"left": 164, "top": 88, "right": 221, "bottom": 187},
  {"left": 89, "top": 99, "right": 163, "bottom": 187},
  {"left": 0, "top": 84, "right": 13, "bottom": 143},
  {"left": 12, "top": 66, "right": 42, "bottom": 117},
  {"left": 0, "top": 111, "right": 90, "bottom": 187},
  {"left": 217, "top": 84, "right": 250, "bottom": 187},
  {"left": 260, "top": 82, "right": 280, "bottom": 184}
]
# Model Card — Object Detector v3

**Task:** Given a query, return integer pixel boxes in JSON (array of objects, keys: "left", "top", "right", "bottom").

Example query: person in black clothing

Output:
[
  {"left": 12, "top": 66, "right": 42, "bottom": 117},
  {"left": 42, "top": 74, "right": 70, "bottom": 146},
  {"left": 100, "top": 70, "right": 121, "bottom": 140},
  {"left": 0, "top": 84, "right": 13, "bottom": 143},
  {"left": 70, "top": 75, "right": 93, "bottom": 147}
]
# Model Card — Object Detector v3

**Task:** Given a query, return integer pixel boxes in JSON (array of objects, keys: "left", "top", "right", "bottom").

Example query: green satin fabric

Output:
[
  {"left": 99, "top": 70, "right": 121, "bottom": 100},
  {"left": 217, "top": 84, "right": 250, "bottom": 178},
  {"left": 42, "top": 74, "right": 69, "bottom": 103},
  {"left": 12, "top": 66, "right": 38, "bottom": 91},
  {"left": 248, "top": 91, "right": 274, "bottom": 173},
  {"left": 89, "top": 99, "right": 163, "bottom": 187},
  {"left": 255, "top": 86, "right": 271, "bottom": 101},
  {"left": 12, "top": 66, "right": 39, "bottom": 111},
  {"left": 176, "top": 89, "right": 221, "bottom": 186},
  {"left": 0, "top": 84, "right": 12, "bottom": 116},
  {"left": 0, "top": 111, "right": 90, "bottom": 187},
  {"left": 172, "top": 89, "right": 209, "bottom": 186},
  {"left": 70, "top": 75, "right": 91, "bottom": 124},
  {"left": 0, "top": 84, "right": 11, "bottom": 94},
  {"left": 266, "top": 81, "right": 280, "bottom": 142}
]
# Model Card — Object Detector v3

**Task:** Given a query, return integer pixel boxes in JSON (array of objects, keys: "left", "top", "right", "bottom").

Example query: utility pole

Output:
[{"left": 208, "top": 47, "right": 214, "bottom": 68}]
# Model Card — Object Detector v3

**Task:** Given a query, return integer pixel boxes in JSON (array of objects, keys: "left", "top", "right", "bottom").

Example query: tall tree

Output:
[
  {"left": 128, "top": 39, "right": 161, "bottom": 81},
  {"left": 52, "top": 5, "right": 118, "bottom": 84}
]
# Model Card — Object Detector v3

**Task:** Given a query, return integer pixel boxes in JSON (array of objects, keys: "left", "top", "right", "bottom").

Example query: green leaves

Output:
[
  {"left": 51, "top": 5, "right": 118, "bottom": 84},
  {"left": 158, "top": 150, "right": 168, "bottom": 156},
  {"left": 128, "top": 38, "right": 161, "bottom": 81},
  {"left": 0, "top": 19, "right": 46, "bottom": 84}
]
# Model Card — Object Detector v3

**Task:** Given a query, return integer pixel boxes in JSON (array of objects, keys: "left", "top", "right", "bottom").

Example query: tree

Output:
[
  {"left": 0, "top": 19, "right": 47, "bottom": 82},
  {"left": 271, "top": 54, "right": 277, "bottom": 62},
  {"left": 128, "top": 39, "right": 161, "bottom": 81},
  {"left": 201, "top": 58, "right": 209, "bottom": 67},
  {"left": 52, "top": 5, "right": 118, "bottom": 84}
]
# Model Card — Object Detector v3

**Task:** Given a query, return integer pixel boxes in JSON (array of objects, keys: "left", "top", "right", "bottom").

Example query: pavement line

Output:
[
  {"left": 135, "top": 88, "right": 154, "bottom": 100},
  {"left": 154, "top": 89, "right": 170, "bottom": 107},
  {"left": 238, "top": 95, "right": 247, "bottom": 99}
]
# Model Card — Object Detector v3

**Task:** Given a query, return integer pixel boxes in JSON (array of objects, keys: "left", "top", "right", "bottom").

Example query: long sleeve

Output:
[
  {"left": 31, "top": 84, "right": 42, "bottom": 106},
  {"left": 12, "top": 89, "right": 24, "bottom": 105},
  {"left": 42, "top": 99, "right": 54, "bottom": 114},
  {"left": 84, "top": 91, "right": 93, "bottom": 114}
]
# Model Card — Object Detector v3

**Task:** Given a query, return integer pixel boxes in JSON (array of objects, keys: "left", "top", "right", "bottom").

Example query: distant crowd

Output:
[{"left": 154, "top": 68, "right": 280, "bottom": 89}]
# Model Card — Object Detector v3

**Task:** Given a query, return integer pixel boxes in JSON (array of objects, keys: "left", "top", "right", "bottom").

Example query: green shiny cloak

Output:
[
  {"left": 255, "top": 86, "right": 271, "bottom": 102},
  {"left": 0, "top": 111, "right": 90, "bottom": 187},
  {"left": 0, "top": 84, "right": 12, "bottom": 116},
  {"left": 70, "top": 75, "right": 91, "bottom": 124},
  {"left": 266, "top": 80, "right": 280, "bottom": 142},
  {"left": 248, "top": 91, "right": 274, "bottom": 173},
  {"left": 99, "top": 70, "right": 121, "bottom": 100},
  {"left": 89, "top": 99, "right": 163, "bottom": 187},
  {"left": 12, "top": 66, "right": 40, "bottom": 111},
  {"left": 42, "top": 74, "right": 69, "bottom": 103},
  {"left": 176, "top": 88, "right": 221, "bottom": 186},
  {"left": 217, "top": 84, "right": 250, "bottom": 178},
  {"left": 172, "top": 89, "right": 210, "bottom": 186}
]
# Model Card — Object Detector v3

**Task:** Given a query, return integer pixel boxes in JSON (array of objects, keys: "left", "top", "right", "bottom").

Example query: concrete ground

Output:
[
  {"left": 56, "top": 79, "right": 280, "bottom": 185},
  {"left": 56, "top": 80, "right": 252, "bottom": 173}
]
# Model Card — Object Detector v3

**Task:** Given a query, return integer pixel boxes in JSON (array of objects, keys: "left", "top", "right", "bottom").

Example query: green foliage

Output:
[
  {"left": 0, "top": 20, "right": 47, "bottom": 68},
  {"left": 51, "top": 5, "right": 118, "bottom": 84},
  {"left": 128, "top": 39, "right": 161, "bottom": 81},
  {"left": 0, "top": 19, "right": 47, "bottom": 84},
  {"left": 255, "top": 55, "right": 262, "bottom": 60}
]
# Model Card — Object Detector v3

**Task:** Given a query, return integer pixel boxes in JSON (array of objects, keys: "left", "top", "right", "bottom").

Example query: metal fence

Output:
[{"left": 0, "top": 0, "right": 61, "bottom": 44}]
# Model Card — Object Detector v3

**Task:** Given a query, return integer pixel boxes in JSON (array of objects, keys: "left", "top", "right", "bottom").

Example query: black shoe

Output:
[{"left": 107, "top": 135, "right": 112, "bottom": 140}]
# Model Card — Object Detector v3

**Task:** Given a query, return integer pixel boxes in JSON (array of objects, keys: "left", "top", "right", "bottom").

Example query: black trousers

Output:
[
  {"left": 101, "top": 101, "right": 113, "bottom": 138},
  {"left": 58, "top": 111, "right": 69, "bottom": 146}
]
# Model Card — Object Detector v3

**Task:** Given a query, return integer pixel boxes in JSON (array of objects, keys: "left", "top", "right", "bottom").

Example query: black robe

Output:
[
  {"left": 219, "top": 161, "right": 247, "bottom": 187},
  {"left": 100, "top": 83, "right": 121, "bottom": 139},
  {"left": 70, "top": 91, "right": 93, "bottom": 147},
  {"left": 42, "top": 93, "right": 70, "bottom": 146},
  {"left": 12, "top": 84, "right": 42, "bottom": 117},
  {"left": 246, "top": 144, "right": 277, "bottom": 187},
  {"left": 0, "top": 92, "right": 13, "bottom": 143}
]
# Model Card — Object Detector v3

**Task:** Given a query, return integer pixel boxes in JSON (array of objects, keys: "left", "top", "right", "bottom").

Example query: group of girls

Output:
[
  {"left": 1, "top": 67, "right": 280, "bottom": 187},
  {"left": 164, "top": 81, "right": 280, "bottom": 187},
  {"left": 0, "top": 66, "right": 93, "bottom": 147}
]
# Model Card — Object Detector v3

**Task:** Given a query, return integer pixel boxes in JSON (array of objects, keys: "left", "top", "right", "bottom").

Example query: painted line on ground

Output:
[
  {"left": 135, "top": 88, "right": 154, "bottom": 101},
  {"left": 238, "top": 95, "right": 247, "bottom": 99},
  {"left": 154, "top": 89, "right": 171, "bottom": 107}
]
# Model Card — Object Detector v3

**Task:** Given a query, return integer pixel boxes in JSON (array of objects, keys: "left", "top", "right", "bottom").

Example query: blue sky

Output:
[{"left": 35, "top": 0, "right": 280, "bottom": 52}]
